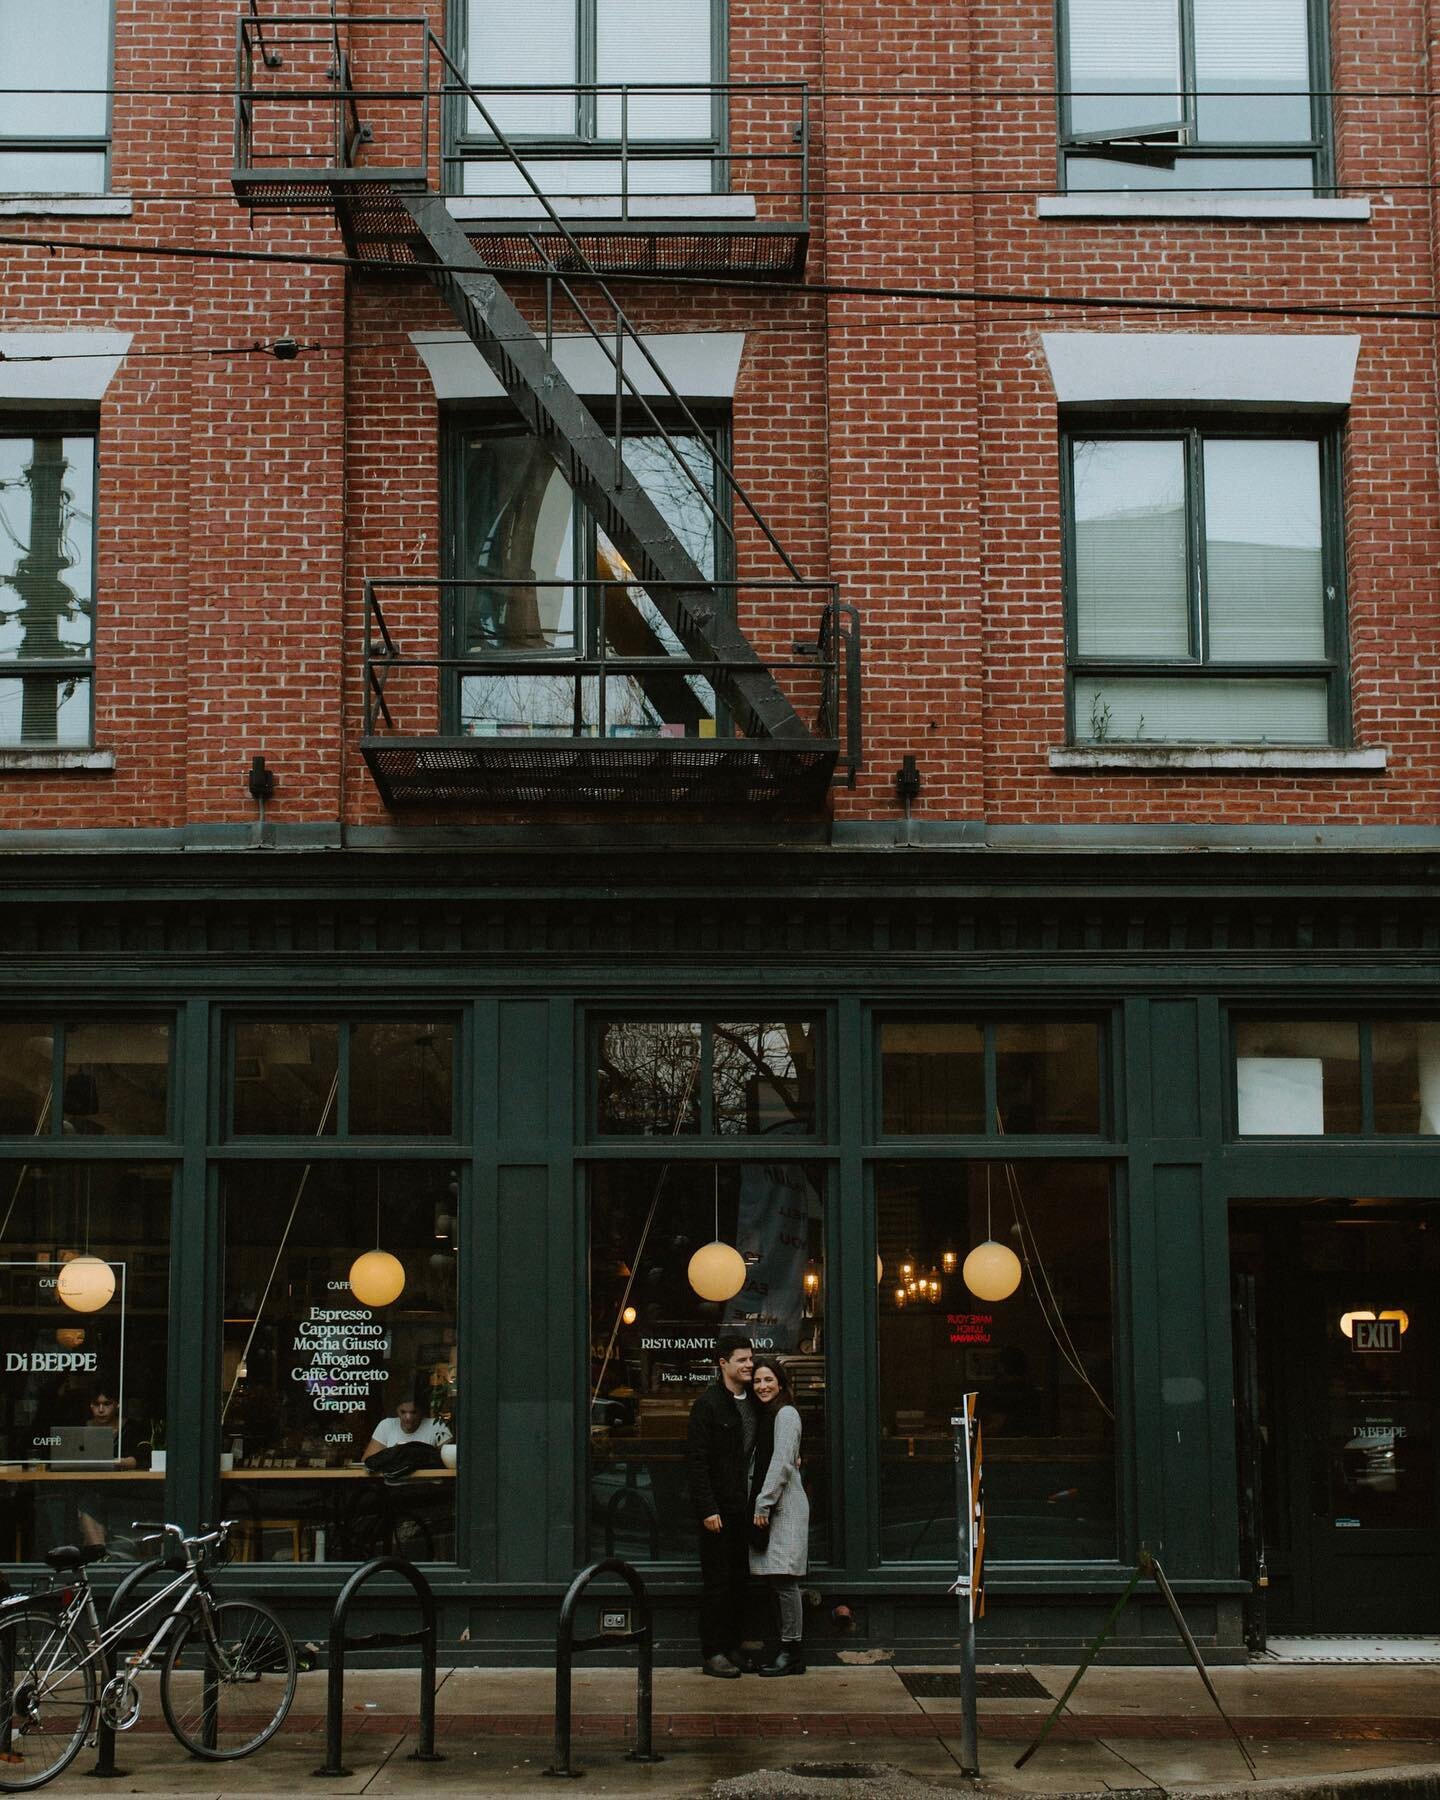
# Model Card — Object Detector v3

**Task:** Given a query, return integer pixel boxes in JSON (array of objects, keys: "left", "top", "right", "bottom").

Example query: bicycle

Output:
[{"left": 0, "top": 1520, "right": 297, "bottom": 1791}]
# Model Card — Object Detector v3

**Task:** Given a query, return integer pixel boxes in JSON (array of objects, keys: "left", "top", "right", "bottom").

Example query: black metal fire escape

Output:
[{"left": 233, "top": 6, "right": 859, "bottom": 806}]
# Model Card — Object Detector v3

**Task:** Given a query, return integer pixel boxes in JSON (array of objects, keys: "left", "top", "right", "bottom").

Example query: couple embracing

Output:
[{"left": 684, "top": 1333, "right": 810, "bottom": 1679}]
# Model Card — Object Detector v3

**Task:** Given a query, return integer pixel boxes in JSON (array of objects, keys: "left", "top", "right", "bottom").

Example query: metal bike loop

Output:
[
  {"left": 312, "top": 1556, "right": 442, "bottom": 1778},
  {"left": 545, "top": 1557, "right": 660, "bottom": 1779}
]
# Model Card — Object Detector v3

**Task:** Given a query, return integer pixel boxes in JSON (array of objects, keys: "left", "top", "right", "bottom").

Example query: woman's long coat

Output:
[{"left": 748, "top": 1402, "right": 810, "bottom": 1576}]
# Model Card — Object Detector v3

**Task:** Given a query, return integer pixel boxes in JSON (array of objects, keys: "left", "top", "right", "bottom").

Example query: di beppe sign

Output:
[{"left": 0, "top": 1261, "right": 125, "bottom": 1457}]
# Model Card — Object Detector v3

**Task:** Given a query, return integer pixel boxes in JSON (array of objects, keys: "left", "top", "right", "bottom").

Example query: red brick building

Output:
[{"left": 0, "top": 0, "right": 1434, "bottom": 1657}]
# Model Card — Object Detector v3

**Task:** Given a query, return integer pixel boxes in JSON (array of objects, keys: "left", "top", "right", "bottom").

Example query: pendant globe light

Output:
[
  {"left": 962, "top": 1168, "right": 1022, "bottom": 1303},
  {"left": 687, "top": 1168, "right": 746, "bottom": 1303},
  {"left": 349, "top": 1174, "right": 406, "bottom": 1308},
  {"left": 57, "top": 1254, "right": 116, "bottom": 1314}
]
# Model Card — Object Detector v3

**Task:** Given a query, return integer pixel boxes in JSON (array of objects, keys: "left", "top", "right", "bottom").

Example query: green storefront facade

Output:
[{"left": 0, "top": 833, "right": 1435, "bottom": 1661}]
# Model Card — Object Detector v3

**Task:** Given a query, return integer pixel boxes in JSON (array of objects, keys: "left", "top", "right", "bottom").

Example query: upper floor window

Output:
[
  {"left": 1059, "top": 0, "right": 1326, "bottom": 193},
  {"left": 1235, "top": 1018, "right": 1440, "bottom": 1136},
  {"left": 0, "top": 426, "right": 97, "bottom": 746},
  {"left": 1065, "top": 422, "right": 1346, "bottom": 746},
  {"left": 0, "top": 0, "right": 111, "bottom": 194},
  {"left": 448, "top": 410, "right": 728, "bottom": 739},
  {"left": 453, "top": 0, "right": 721, "bottom": 196},
  {"left": 879, "top": 1019, "right": 1106, "bottom": 1137}
]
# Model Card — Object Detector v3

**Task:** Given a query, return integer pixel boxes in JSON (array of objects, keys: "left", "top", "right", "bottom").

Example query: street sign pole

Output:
[{"left": 950, "top": 1393, "right": 984, "bottom": 1777}]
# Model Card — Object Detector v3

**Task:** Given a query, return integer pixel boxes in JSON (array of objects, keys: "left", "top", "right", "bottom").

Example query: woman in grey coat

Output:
[{"left": 748, "top": 1356, "right": 810, "bottom": 1675}]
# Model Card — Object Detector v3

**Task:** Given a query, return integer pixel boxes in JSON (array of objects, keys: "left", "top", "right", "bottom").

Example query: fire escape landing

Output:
[{"left": 232, "top": 8, "right": 859, "bottom": 807}]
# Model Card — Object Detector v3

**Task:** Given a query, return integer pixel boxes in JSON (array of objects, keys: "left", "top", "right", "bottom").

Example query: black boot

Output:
[{"left": 758, "top": 1642, "right": 806, "bottom": 1676}]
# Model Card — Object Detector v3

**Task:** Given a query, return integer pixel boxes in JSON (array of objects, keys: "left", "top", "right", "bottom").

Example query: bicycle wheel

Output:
[
  {"left": 159, "top": 1598, "right": 296, "bottom": 1761},
  {"left": 0, "top": 1608, "right": 96, "bottom": 1792}
]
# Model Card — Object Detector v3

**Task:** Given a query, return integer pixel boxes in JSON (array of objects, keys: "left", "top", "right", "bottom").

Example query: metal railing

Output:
[{"left": 362, "top": 579, "right": 861, "bottom": 782}]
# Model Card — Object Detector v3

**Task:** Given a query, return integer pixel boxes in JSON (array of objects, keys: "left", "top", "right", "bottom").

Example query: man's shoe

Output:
[
  {"left": 758, "top": 1645, "right": 807, "bottom": 1677},
  {"left": 702, "top": 1653, "right": 742, "bottom": 1679}
]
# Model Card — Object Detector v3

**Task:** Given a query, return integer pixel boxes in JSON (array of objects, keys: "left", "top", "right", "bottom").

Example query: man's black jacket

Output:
[{"left": 685, "top": 1378, "right": 753, "bottom": 1520}]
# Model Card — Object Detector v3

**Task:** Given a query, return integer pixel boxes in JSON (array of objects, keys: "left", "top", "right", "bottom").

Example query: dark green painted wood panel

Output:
[
  {"left": 1152, "top": 1161, "right": 1215, "bottom": 1577},
  {"left": 1150, "top": 1002, "right": 1202, "bottom": 1140}
]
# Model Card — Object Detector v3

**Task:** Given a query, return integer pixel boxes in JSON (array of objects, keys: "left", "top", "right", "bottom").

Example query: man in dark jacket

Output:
[{"left": 685, "top": 1333, "right": 756, "bottom": 1676}]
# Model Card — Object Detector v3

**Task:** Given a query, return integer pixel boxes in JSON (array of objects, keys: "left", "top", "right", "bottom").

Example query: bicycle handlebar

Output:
[{"left": 130, "top": 1519, "right": 239, "bottom": 1558}]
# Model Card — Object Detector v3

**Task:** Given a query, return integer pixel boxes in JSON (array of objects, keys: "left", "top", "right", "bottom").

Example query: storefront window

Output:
[
  {"left": 882, "top": 1019, "right": 1103, "bottom": 1136},
  {"left": 588, "top": 1160, "right": 827, "bottom": 1560},
  {"left": 876, "top": 1161, "right": 1116, "bottom": 1562},
  {"left": 221, "top": 1162, "right": 458, "bottom": 1563},
  {"left": 597, "top": 1020, "right": 818, "bottom": 1137},
  {"left": 230, "top": 1020, "right": 456, "bottom": 1138},
  {"left": 1371, "top": 1021, "right": 1440, "bottom": 1135},
  {"left": 1235, "top": 1020, "right": 1361, "bottom": 1134},
  {"left": 0, "top": 1019, "right": 170, "bottom": 1139},
  {"left": 0, "top": 1162, "right": 170, "bottom": 1562}
]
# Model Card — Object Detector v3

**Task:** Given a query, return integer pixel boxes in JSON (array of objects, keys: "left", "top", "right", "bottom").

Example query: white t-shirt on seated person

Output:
[{"left": 370, "top": 1414, "right": 452, "bottom": 1449}]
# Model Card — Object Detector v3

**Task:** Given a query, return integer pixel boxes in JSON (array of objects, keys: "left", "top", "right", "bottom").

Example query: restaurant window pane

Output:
[
  {"left": 0, "top": 1162, "right": 170, "bottom": 1564},
  {"left": 881, "top": 1021, "right": 984, "bottom": 1134},
  {"left": 1235, "top": 1020, "right": 1361, "bottom": 1134},
  {"left": 714, "top": 1023, "right": 817, "bottom": 1136},
  {"left": 349, "top": 1023, "right": 455, "bottom": 1137},
  {"left": 1371, "top": 1022, "right": 1440, "bottom": 1136},
  {"left": 588, "top": 1160, "right": 827, "bottom": 1562},
  {"left": 232, "top": 1023, "right": 339, "bottom": 1136},
  {"left": 995, "top": 1022, "right": 1101, "bottom": 1134},
  {"left": 0, "top": 1025, "right": 54, "bottom": 1135},
  {"left": 597, "top": 1022, "right": 702, "bottom": 1135},
  {"left": 221, "top": 1163, "right": 457, "bottom": 1563},
  {"left": 878, "top": 1162, "right": 1116, "bottom": 1562},
  {"left": 62, "top": 1021, "right": 169, "bottom": 1137}
]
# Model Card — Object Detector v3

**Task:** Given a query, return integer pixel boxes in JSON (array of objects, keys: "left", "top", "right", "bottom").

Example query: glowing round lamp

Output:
[
  {"left": 621, "top": 1305, "right": 638, "bottom": 1326},
  {"left": 349, "top": 1250, "right": 406, "bottom": 1307},
  {"left": 57, "top": 1255, "right": 115, "bottom": 1314},
  {"left": 55, "top": 1327, "right": 86, "bottom": 1350},
  {"left": 687, "top": 1241, "right": 746, "bottom": 1303},
  {"left": 962, "top": 1241, "right": 1022, "bottom": 1303}
]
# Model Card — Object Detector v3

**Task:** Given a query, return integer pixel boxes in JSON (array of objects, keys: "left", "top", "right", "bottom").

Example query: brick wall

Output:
[{"left": 2, "top": 0, "right": 1436, "bottom": 833}]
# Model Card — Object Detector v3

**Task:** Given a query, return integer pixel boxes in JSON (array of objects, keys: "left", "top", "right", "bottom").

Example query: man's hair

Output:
[{"left": 715, "top": 1333, "right": 753, "bottom": 1361}]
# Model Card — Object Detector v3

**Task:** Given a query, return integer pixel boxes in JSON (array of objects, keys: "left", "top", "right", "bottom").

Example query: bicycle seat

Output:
[{"left": 42, "top": 1543, "right": 108, "bottom": 1571}]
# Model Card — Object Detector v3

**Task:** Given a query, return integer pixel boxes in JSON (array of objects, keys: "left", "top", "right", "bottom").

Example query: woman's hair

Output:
[{"left": 750, "top": 1355, "right": 793, "bottom": 1410}]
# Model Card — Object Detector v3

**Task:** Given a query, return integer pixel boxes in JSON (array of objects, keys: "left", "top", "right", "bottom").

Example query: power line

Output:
[
  {"left": 7, "top": 81, "right": 1440, "bottom": 100},
  {"left": 5, "top": 226, "right": 1440, "bottom": 328}
]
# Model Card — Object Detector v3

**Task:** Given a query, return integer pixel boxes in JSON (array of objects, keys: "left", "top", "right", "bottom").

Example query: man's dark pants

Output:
[{"left": 697, "top": 1511, "right": 751, "bottom": 1657}]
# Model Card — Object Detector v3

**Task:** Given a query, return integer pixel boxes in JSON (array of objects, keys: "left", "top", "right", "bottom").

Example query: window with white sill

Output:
[
  {"left": 1064, "top": 422, "right": 1348, "bottom": 746},
  {"left": 0, "top": 0, "right": 111, "bottom": 195},
  {"left": 452, "top": 0, "right": 721, "bottom": 201},
  {"left": 1059, "top": 0, "right": 1328, "bottom": 195}
]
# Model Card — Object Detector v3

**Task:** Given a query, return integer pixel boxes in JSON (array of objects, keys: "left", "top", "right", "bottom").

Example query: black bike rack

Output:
[
  {"left": 312, "top": 1556, "right": 443, "bottom": 1779},
  {"left": 90, "top": 1556, "right": 166, "bottom": 1779},
  {"left": 545, "top": 1557, "right": 661, "bottom": 1780}
]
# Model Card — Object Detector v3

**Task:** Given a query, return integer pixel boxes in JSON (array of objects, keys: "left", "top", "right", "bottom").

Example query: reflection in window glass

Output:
[
  {"left": 881, "top": 1021, "right": 984, "bottom": 1134},
  {"left": 1235, "top": 1020, "right": 1361, "bottom": 1134},
  {"left": 63, "top": 1021, "right": 169, "bottom": 1136},
  {"left": 597, "top": 1022, "right": 702, "bottom": 1134},
  {"left": 0, "top": 1162, "right": 169, "bottom": 1563},
  {"left": 349, "top": 1023, "right": 455, "bottom": 1136},
  {"left": 232, "top": 1023, "right": 340, "bottom": 1136},
  {"left": 877, "top": 1162, "right": 1115, "bottom": 1561},
  {"left": 1372, "top": 1022, "right": 1440, "bottom": 1136},
  {"left": 995, "top": 1022, "right": 1101, "bottom": 1134},
  {"left": 714, "top": 1023, "right": 816, "bottom": 1136},
  {"left": 221, "top": 1163, "right": 457, "bottom": 1563},
  {"left": 0, "top": 1024, "right": 54, "bottom": 1135},
  {"left": 588, "top": 1161, "right": 827, "bottom": 1561}
]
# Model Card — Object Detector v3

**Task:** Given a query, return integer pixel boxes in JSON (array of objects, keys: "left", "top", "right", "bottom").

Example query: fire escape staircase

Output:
[{"left": 233, "top": 5, "right": 859, "bottom": 807}]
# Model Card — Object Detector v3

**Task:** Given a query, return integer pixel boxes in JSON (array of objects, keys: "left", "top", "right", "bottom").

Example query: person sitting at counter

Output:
[
  {"left": 77, "top": 1387, "right": 147, "bottom": 1550},
  {"left": 362, "top": 1398, "right": 452, "bottom": 1460}
]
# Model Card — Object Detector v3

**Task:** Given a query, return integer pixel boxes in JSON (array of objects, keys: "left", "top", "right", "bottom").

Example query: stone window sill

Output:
[
  {"left": 1037, "top": 195, "right": 1370, "bottom": 224},
  {"left": 0, "top": 195, "right": 133, "bottom": 217},
  {"left": 0, "top": 747, "right": 116, "bottom": 773},
  {"left": 1050, "top": 745, "right": 1387, "bottom": 773}
]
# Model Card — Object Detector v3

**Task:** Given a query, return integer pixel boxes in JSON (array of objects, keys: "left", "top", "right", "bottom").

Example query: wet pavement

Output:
[{"left": 37, "top": 1661, "right": 1440, "bottom": 1797}]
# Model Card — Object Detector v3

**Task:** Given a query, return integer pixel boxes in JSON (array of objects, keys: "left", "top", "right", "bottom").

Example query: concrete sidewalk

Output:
[{"left": 40, "top": 1661, "right": 1440, "bottom": 1798}]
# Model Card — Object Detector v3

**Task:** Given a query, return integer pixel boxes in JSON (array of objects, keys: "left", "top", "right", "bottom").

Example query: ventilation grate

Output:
[{"left": 899, "top": 1670, "right": 1051, "bottom": 1700}]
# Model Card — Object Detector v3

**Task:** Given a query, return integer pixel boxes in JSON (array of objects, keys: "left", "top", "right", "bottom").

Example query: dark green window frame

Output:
[
  {"left": 223, "top": 1015, "right": 463, "bottom": 1143},
  {"left": 1061, "top": 416, "right": 1350, "bottom": 747},
  {"left": 0, "top": 0, "right": 115, "bottom": 197},
  {"left": 444, "top": 0, "right": 730, "bottom": 196},
  {"left": 1055, "top": 0, "right": 1332, "bottom": 194},
  {"left": 0, "top": 421, "right": 98, "bottom": 748},
  {"left": 1230, "top": 1013, "right": 1440, "bottom": 1139}
]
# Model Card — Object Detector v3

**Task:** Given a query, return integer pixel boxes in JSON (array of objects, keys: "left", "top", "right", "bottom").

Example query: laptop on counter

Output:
[{"left": 47, "top": 1426, "right": 119, "bottom": 1470}]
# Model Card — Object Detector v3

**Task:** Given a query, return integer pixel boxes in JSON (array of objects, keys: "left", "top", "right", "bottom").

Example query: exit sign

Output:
[{"left": 1353, "top": 1318, "right": 1402, "bottom": 1353}]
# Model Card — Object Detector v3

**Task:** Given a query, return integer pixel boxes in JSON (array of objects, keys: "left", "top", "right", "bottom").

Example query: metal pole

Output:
[
  {"left": 546, "top": 1606, "right": 577, "bottom": 1778},
  {"left": 625, "top": 1583, "right": 660, "bottom": 1764},
  {"left": 313, "top": 1605, "right": 350, "bottom": 1778},
  {"left": 410, "top": 1586, "right": 442, "bottom": 1763},
  {"left": 952, "top": 1408, "right": 979, "bottom": 1777}
]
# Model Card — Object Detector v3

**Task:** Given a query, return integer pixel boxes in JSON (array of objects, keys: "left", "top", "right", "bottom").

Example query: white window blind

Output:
[
  {"left": 1204, "top": 439, "right": 1325, "bottom": 662},
  {"left": 1194, "top": 0, "right": 1311, "bottom": 142},
  {"left": 467, "top": 0, "right": 578, "bottom": 138},
  {"left": 1073, "top": 439, "right": 1189, "bottom": 657},
  {"left": 1074, "top": 674, "right": 1330, "bottom": 743},
  {"left": 1066, "top": 0, "right": 1182, "bottom": 138},
  {"left": 596, "top": 0, "right": 713, "bottom": 140}
]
